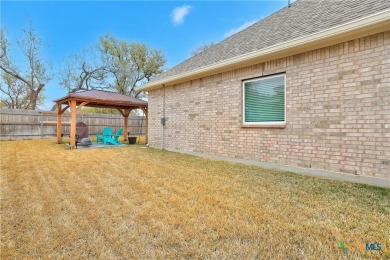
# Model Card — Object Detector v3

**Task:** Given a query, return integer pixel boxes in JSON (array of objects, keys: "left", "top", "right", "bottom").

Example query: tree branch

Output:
[{"left": 0, "top": 65, "right": 31, "bottom": 88}]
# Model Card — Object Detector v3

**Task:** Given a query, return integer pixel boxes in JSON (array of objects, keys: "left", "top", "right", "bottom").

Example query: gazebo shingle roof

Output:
[{"left": 54, "top": 90, "right": 148, "bottom": 108}]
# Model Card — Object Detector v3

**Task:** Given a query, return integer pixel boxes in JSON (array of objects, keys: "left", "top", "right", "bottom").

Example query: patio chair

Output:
[
  {"left": 96, "top": 127, "right": 112, "bottom": 144},
  {"left": 112, "top": 128, "right": 123, "bottom": 143},
  {"left": 103, "top": 135, "right": 122, "bottom": 145}
]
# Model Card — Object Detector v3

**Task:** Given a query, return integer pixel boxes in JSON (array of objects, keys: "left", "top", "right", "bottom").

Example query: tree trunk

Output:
[{"left": 30, "top": 91, "right": 37, "bottom": 110}]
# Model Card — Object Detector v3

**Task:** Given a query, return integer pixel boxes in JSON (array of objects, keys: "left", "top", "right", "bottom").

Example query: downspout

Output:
[{"left": 161, "top": 84, "right": 165, "bottom": 150}]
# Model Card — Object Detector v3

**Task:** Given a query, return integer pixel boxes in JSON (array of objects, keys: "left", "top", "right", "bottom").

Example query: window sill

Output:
[{"left": 241, "top": 124, "right": 286, "bottom": 129}]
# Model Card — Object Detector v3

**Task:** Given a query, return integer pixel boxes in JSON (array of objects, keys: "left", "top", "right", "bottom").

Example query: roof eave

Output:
[
  {"left": 138, "top": 9, "right": 390, "bottom": 92},
  {"left": 53, "top": 95, "right": 148, "bottom": 108}
]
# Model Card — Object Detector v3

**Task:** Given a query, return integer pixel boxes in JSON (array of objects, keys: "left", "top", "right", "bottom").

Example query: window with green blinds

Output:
[{"left": 243, "top": 74, "right": 285, "bottom": 124}]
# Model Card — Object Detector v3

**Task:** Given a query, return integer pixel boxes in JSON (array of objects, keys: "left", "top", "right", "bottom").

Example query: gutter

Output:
[{"left": 137, "top": 9, "right": 390, "bottom": 92}]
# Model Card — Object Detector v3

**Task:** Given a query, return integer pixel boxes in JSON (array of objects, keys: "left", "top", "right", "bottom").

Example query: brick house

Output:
[{"left": 139, "top": 0, "right": 390, "bottom": 180}]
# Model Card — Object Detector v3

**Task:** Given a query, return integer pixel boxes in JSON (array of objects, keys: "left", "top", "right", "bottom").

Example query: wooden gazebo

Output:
[{"left": 54, "top": 90, "right": 148, "bottom": 149}]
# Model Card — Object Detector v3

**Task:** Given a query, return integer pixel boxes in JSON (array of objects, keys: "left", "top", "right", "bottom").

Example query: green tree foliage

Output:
[
  {"left": 60, "top": 35, "right": 166, "bottom": 99},
  {"left": 0, "top": 24, "right": 50, "bottom": 110},
  {"left": 99, "top": 34, "right": 166, "bottom": 97},
  {"left": 1, "top": 73, "right": 29, "bottom": 109},
  {"left": 79, "top": 107, "right": 121, "bottom": 114}
]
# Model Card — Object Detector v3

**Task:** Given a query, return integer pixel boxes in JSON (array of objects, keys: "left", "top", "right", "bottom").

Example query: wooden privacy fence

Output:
[{"left": 0, "top": 108, "right": 146, "bottom": 140}]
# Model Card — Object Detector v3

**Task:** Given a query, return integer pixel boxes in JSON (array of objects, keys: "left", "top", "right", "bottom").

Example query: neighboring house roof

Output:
[
  {"left": 140, "top": 0, "right": 390, "bottom": 91},
  {"left": 54, "top": 90, "right": 148, "bottom": 109}
]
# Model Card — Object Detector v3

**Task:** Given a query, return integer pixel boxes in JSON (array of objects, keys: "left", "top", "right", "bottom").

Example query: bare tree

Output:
[
  {"left": 60, "top": 50, "right": 107, "bottom": 93},
  {"left": 0, "top": 23, "right": 50, "bottom": 110},
  {"left": 0, "top": 73, "right": 30, "bottom": 109}
]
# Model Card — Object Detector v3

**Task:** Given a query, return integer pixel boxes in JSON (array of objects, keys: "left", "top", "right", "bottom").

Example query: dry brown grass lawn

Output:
[{"left": 1, "top": 139, "right": 389, "bottom": 259}]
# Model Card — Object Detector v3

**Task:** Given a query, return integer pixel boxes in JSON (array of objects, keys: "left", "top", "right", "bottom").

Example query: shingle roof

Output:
[
  {"left": 54, "top": 90, "right": 148, "bottom": 107},
  {"left": 152, "top": 0, "right": 390, "bottom": 83}
]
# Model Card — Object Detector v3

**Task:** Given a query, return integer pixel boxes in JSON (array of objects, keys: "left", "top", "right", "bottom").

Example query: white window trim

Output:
[{"left": 242, "top": 74, "right": 286, "bottom": 126}]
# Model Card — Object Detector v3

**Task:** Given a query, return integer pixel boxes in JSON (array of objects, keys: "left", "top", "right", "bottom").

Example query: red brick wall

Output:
[{"left": 148, "top": 31, "right": 390, "bottom": 178}]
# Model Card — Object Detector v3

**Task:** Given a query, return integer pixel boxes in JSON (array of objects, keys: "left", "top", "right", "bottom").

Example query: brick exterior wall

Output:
[{"left": 148, "top": 31, "right": 390, "bottom": 179}]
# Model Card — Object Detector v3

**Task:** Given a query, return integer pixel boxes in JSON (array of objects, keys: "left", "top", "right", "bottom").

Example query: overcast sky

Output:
[{"left": 1, "top": 1, "right": 287, "bottom": 109}]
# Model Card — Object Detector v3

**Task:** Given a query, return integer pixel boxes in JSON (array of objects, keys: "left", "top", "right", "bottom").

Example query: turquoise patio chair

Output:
[
  {"left": 112, "top": 128, "right": 123, "bottom": 143},
  {"left": 96, "top": 127, "right": 112, "bottom": 144}
]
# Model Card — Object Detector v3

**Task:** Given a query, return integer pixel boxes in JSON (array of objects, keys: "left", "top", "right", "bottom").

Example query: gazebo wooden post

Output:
[
  {"left": 123, "top": 109, "right": 131, "bottom": 141},
  {"left": 69, "top": 100, "right": 77, "bottom": 149},
  {"left": 57, "top": 103, "right": 62, "bottom": 143}
]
